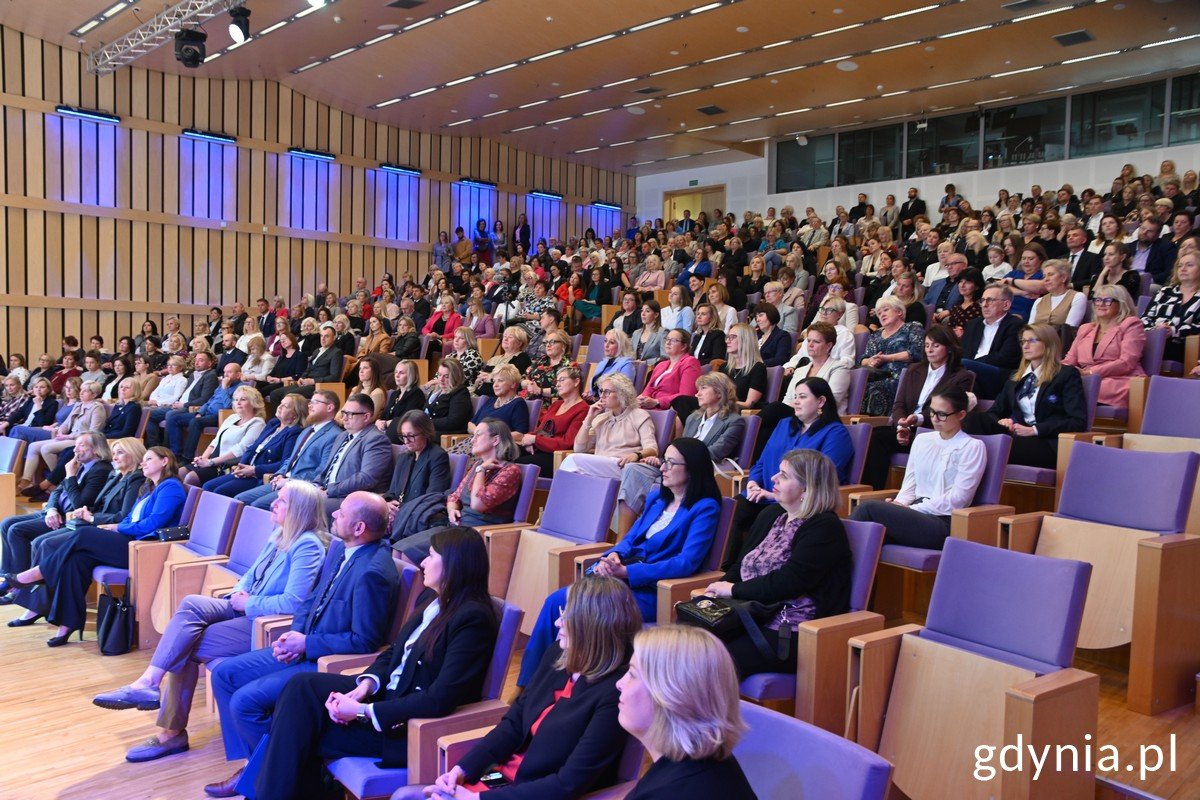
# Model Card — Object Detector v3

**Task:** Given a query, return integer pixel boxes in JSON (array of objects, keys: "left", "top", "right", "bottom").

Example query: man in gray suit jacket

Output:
[
  {"left": 316, "top": 393, "right": 395, "bottom": 514},
  {"left": 235, "top": 390, "right": 343, "bottom": 510}
]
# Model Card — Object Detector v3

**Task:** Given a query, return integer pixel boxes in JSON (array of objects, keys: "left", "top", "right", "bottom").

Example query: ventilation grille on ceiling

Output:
[
  {"left": 1054, "top": 29, "right": 1094, "bottom": 47},
  {"left": 634, "top": 86, "right": 663, "bottom": 94},
  {"left": 1001, "top": 0, "right": 1048, "bottom": 10},
  {"left": 697, "top": 105, "right": 727, "bottom": 116},
  {"left": 387, "top": 0, "right": 427, "bottom": 8}
]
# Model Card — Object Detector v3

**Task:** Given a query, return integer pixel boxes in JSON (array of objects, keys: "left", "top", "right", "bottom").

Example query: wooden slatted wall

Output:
[{"left": 0, "top": 25, "right": 634, "bottom": 359}]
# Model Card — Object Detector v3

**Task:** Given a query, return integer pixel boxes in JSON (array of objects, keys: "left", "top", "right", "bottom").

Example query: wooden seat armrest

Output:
[
  {"left": 656, "top": 571, "right": 724, "bottom": 623},
  {"left": 837, "top": 484, "right": 871, "bottom": 518},
  {"left": 1089, "top": 433, "right": 1125, "bottom": 447},
  {"left": 740, "top": 408, "right": 761, "bottom": 416},
  {"left": 440, "top": 433, "right": 470, "bottom": 450},
  {"left": 437, "top": 725, "right": 497, "bottom": 776},
  {"left": 409, "top": 699, "right": 510, "bottom": 783},
  {"left": 996, "top": 511, "right": 1050, "bottom": 553},
  {"left": 546, "top": 542, "right": 610, "bottom": 589},
  {"left": 128, "top": 539, "right": 174, "bottom": 606},
  {"left": 847, "top": 489, "right": 898, "bottom": 516},
  {"left": 795, "top": 610, "right": 885, "bottom": 733},
  {"left": 847, "top": 415, "right": 891, "bottom": 427},
  {"left": 168, "top": 558, "right": 228, "bottom": 609},
  {"left": 1005, "top": 667, "right": 1100, "bottom": 799},
  {"left": 317, "top": 651, "right": 382, "bottom": 675},
  {"left": 482, "top": 525, "right": 527, "bottom": 599},
  {"left": 552, "top": 449, "right": 574, "bottom": 472},
  {"left": 846, "top": 624, "right": 922, "bottom": 750},
  {"left": 253, "top": 614, "right": 293, "bottom": 649},
  {"left": 950, "top": 504, "right": 1016, "bottom": 546},
  {"left": 573, "top": 549, "right": 616, "bottom": 582},
  {"left": 203, "top": 582, "right": 239, "bottom": 599}
]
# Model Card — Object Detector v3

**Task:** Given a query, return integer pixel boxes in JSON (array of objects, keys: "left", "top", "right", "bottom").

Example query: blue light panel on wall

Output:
[{"left": 454, "top": 180, "right": 498, "bottom": 241}]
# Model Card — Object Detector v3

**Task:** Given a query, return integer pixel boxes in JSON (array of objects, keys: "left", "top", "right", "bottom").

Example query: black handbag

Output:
[
  {"left": 96, "top": 580, "right": 135, "bottom": 656},
  {"left": 155, "top": 526, "right": 191, "bottom": 542},
  {"left": 675, "top": 596, "right": 789, "bottom": 661}
]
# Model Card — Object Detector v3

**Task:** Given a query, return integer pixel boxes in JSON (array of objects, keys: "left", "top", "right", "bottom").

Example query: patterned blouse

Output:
[
  {"left": 1142, "top": 285, "right": 1200, "bottom": 343},
  {"left": 862, "top": 321, "right": 925, "bottom": 416},
  {"left": 947, "top": 299, "right": 983, "bottom": 332},
  {"left": 521, "top": 357, "right": 572, "bottom": 402},
  {"left": 739, "top": 512, "right": 817, "bottom": 630},
  {"left": 449, "top": 348, "right": 484, "bottom": 387}
]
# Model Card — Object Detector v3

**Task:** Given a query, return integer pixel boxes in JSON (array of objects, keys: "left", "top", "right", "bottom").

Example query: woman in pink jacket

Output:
[
  {"left": 637, "top": 329, "right": 701, "bottom": 434},
  {"left": 1063, "top": 284, "right": 1147, "bottom": 409},
  {"left": 421, "top": 293, "right": 463, "bottom": 356}
]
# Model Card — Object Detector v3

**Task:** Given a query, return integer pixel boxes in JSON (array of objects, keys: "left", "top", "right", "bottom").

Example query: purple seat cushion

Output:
[
  {"left": 326, "top": 758, "right": 408, "bottom": 799},
  {"left": 739, "top": 672, "right": 796, "bottom": 702},
  {"left": 92, "top": 566, "right": 129, "bottom": 586},
  {"left": 1004, "top": 464, "right": 1055, "bottom": 486},
  {"left": 880, "top": 544, "right": 941, "bottom": 572},
  {"left": 889, "top": 453, "right": 909, "bottom": 468}
]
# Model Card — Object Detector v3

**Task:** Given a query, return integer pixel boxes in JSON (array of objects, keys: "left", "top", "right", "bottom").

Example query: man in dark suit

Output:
[
  {"left": 899, "top": 187, "right": 927, "bottom": 240},
  {"left": 1054, "top": 186, "right": 1082, "bottom": 218},
  {"left": 228, "top": 302, "right": 249, "bottom": 336},
  {"left": 237, "top": 390, "right": 343, "bottom": 510},
  {"left": 961, "top": 284, "right": 1023, "bottom": 400},
  {"left": 677, "top": 209, "right": 696, "bottom": 233},
  {"left": 216, "top": 333, "right": 247, "bottom": 371},
  {"left": 206, "top": 492, "right": 400, "bottom": 796},
  {"left": 255, "top": 298, "right": 277, "bottom": 338},
  {"left": 145, "top": 351, "right": 219, "bottom": 447},
  {"left": 1064, "top": 228, "right": 1100, "bottom": 291},
  {"left": 0, "top": 432, "right": 112, "bottom": 584},
  {"left": 316, "top": 394, "right": 395, "bottom": 515},
  {"left": 268, "top": 324, "right": 343, "bottom": 405}
]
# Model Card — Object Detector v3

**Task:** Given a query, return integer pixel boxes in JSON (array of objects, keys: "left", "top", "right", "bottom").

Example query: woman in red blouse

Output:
[{"left": 516, "top": 367, "right": 590, "bottom": 478}]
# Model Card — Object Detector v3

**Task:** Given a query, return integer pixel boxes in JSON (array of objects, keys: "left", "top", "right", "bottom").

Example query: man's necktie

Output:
[{"left": 321, "top": 433, "right": 354, "bottom": 484}]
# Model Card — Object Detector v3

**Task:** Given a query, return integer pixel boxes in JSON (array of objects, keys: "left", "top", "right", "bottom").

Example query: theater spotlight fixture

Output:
[
  {"left": 795, "top": 135, "right": 809, "bottom": 146},
  {"left": 228, "top": 6, "right": 251, "bottom": 44},
  {"left": 174, "top": 27, "right": 207, "bottom": 68}
]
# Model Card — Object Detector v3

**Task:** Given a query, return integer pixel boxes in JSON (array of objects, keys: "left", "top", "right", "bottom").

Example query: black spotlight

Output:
[
  {"left": 174, "top": 28, "right": 207, "bottom": 68},
  {"left": 228, "top": 6, "right": 251, "bottom": 44}
]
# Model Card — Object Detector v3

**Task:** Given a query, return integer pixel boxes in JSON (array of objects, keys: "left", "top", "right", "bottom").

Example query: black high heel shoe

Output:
[
  {"left": 47, "top": 630, "right": 82, "bottom": 647},
  {"left": 1, "top": 572, "right": 38, "bottom": 591},
  {"left": 6, "top": 614, "right": 43, "bottom": 627}
]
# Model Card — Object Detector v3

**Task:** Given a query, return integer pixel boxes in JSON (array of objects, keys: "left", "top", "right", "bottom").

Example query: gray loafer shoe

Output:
[
  {"left": 125, "top": 731, "right": 189, "bottom": 763},
  {"left": 94, "top": 684, "right": 161, "bottom": 711}
]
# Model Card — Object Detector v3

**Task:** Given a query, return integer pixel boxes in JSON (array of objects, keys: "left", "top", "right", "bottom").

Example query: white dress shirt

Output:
[
  {"left": 973, "top": 318, "right": 1002, "bottom": 360},
  {"left": 895, "top": 429, "right": 987, "bottom": 517}
]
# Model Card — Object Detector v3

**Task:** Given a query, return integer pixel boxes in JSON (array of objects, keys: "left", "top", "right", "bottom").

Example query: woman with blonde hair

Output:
[
  {"left": 475, "top": 325, "right": 533, "bottom": 398},
  {"left": 18, "top": 380, "right": 107, "bottom": 498},
  {"left": 962, "top": 323, "right": 1086, "bottom": 468},
  {"left": 450, "top": 364, "right": 529, "bottom": 455},
  {"left": 1064, "top": 284, "right": 1146, "bottom": 408},
  {"left": 240, "top": 337, "right": 276, "bottom": 384},
  {"left": 236, "top": 315, "right": 265, "bottom": 355},
  {"left": 397, "top": 576, "right": 640, "bottom": 800},
  {"left": 93, "top": 480, "right": 327, "bottom": 764},
  {"left": 719, "top": 323, "right": 767, "bottom": 411},
  {"left": 618, "top": 626, "right": 753, "bottom": 799},
  {"left": 179, "top": 385, "right": 268, "bottom": 486},
  {"left": 564, "top": 373, "right": 657, "bottom": 480},
  {"left": 1142, "top": 250, "right": 1200, "bottom": 363}
]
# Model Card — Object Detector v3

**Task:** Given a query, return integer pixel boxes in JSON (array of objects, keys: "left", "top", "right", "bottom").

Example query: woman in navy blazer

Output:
[
  {"left": 517, "top": 438, "right": 722, "bottom": 686},
  {"left": 394, "top": 576, "right": 641, "bottom": 800},
  {"left": 754, "top": 302, "right": 793, "bottom": 368},
  {"left": 202, "top": 395, "right": 306, "bottom": 497},
  {"left": 92, "top": 480, "right": 327, "bottom": 764},
  {"left": 4, "top": 446, "right": 186, "bottom": 646}
]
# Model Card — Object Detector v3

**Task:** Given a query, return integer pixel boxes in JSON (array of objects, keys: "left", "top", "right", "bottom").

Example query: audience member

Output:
[
  {"left": 203, "top": 394, "right": 307, "bottom": 498},
  {"left": 1063, "top": 285, "right": 1147, "bottom": 409}
]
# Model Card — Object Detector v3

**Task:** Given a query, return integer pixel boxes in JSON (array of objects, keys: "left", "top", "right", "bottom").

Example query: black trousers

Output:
[
  {"left": 0, "top": 513, "right": 53, "bottom": 574},
  {"left": 517, "top": 448, "right": 556, "bottom": 478},
  {"left": 255, "top": 672, "right": 391, "bottom": 800},
  {"left": 40, "top": 525, "right": 130, "bottom": 631},
  {"left": 961, "top": 411, "right": 1057, "bottom": 469},
  {"left": 861, "top": 425, "right": 912, "bottom": 490},
  {"left": 725, "top": 625, "right": 798, "bottom": 681}
]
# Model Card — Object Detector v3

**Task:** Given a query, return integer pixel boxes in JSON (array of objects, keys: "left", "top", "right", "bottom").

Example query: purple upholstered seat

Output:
[
  {"left": 739, "top": 518, "right": 884, "bottom": 702},
  {"left": 879, "top": 432, "right": 1011, "bottom": 573},
  {"left": 735, "top": 702, "right": 893, "bottom": 800},
  {"left": 646, "top": 408, "right": 676, "bottom": 456},
  {"left": 1095, "top": 326, "right": 1168, "bottom": 424},
  {"left": 508, "top": 463, "right": 541, "bottom": 525},
  {"left": 224, "top": 505, "right": 276, "bottom": 577},
  {"left": 846, "top": 421, "right": 872, "bottom": 485},
  {"left": 763, "top": 366, "right": 784, "bottom": 405},
  {"left": 585, "top": 333, "right": 606, "bottom": 364},
  {"left": 1139, "top": 376, "right": 1200, "bottom": 439},
  {"left": 0, "top": 436, "right": 25, "bottom": 473},
  {"left": 845, "top": 367, "right": 870, "bottom": 416},
  {"left": 1057, "top": 443, "right": 1198, "bottom": 534},
  {"left": 531, "top": 471, "right": 619, "bottom": 545},
  {"left": 734, "top": 414, "right": 761, "bottom": 469},
  {"left": 917, "top": 538, "right": 1091, "bottom": 674},
  {"left": 325, "top": 599, "right": 525, "bottom": 800},
  {"left": 448, "top": 453, "right": 468, "bottom": 490}
]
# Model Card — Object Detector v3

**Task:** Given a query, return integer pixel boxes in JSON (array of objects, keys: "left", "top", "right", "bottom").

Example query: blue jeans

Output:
[
  {"left": 8, "top": 425, "right": 52, "bottom": 445},
  {"left": 210, "top": 646, "right": 318, "bottom": 761},
  {"left": 235, "top": 484, "right": 278, "bottom": 510}
]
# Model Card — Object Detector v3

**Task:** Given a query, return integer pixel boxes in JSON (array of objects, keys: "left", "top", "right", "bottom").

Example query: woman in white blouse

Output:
[
  {"left": 240, "top": 338, "right": 277, "bottom": 384},
  {"left": 179, "top": 386, "right": 267, "bottom": 486},
  {"left": 661, "top": 284, "right": 695, "bottom": 333},
  {"left": 850, "top": 386, "right": 986, "bottom": 549},
  {"left": 706, "top": 283, "right": 738, "bottom": 333},
  {"left": 146, "top": 356, "right": 189, "bottom": 407},
  {"left": 236, "top": 316, "right": 266, "bottom": 355}
]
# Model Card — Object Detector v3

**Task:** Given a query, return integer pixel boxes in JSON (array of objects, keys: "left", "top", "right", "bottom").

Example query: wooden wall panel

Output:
[{"left": 0, "top": 24, "right": 632, "bottom": 358}]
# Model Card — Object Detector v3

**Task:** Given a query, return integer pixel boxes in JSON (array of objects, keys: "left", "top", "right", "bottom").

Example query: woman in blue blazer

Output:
[
  {"left": 517, "top": 437, "right": 722, "bottom": 686},
  {"left": 202, "top": 395, "right": 306, "bottom": 497},
  {"left": 92, "top": 480, "right": 327, "bottom": 764},
  {"left": 3, "top": 446, "right": 186, "bottom": 646}
]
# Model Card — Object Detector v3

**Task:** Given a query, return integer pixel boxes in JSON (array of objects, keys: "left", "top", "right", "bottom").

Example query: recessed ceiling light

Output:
[
  {"left": 832, "top": 7, "right": 843, "bottom": 13},
  {"left": 545, "top": 16, "right": 553, "bottom": 21},
  {"left": 488, "top": 93, "right": 499, "bottom": 98},
  {"left": 377, "top": 24, "right": 399, "bottom": 30},
  {"left": 627, "top": 107, "right": 646, "bottom": 115},
  {"left": 924, "top": 45, "right": 936, "bottom": 52},
  {"left": 736, "top": 26, "right": 749, "bottom": 33},
  {"left": 670, "top": 50, "right": 679, "bottom": 55},
  {"left": 876, "top": 84, "right": 883, "bottom": 90},
  {"left": 551, "top": 82, "right": 560, "bottom": 87},
  {"left": 1112, "top": 3, "right": 1125, "bottom": 8},
  {"left": 769, "top": 79, "right": 778, "bottom": 85},
  {"left": 836, "top": 60, "right": 858, "bottom": 71}
]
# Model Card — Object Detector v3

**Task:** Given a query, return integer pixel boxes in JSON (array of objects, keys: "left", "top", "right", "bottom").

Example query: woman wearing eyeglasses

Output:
[
  {"left": 851, "top": 387, "right": 985, "bottom": 550},
  {"left": 962, "top": 323, "right": 1086, "bottom": 468},
  {"left": 1063, "top": 285, "right": 1146, "bottom": 409}
]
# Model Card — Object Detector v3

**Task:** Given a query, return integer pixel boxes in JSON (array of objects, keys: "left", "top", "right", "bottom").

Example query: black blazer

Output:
[
  {"left": 102, "top": 400, "right": 142, "bottom": 439},
  {"left": 89, "top": 469, "right": 147, "bottom": 525},
  {"left": 218, "top": 348, "right": 247, "bottom": 371},
  {"left": 301, "top": 346, "right": 344, "bottom": 383},
  {"left": 424, "top": 385, "right": 472, "bottom": 433},
  {"left": 987, "top": 365, "right": 1087, "bottom": 440},
  {"left": 257, "top": 313, "right": 277, "bottom": 337},
  {"left": 1067, "top": 251, "right": 1101, "bottom": 292},
  {"left": 48, "top": 459, "right": 114, "bottom": 514},
  {"left": 457, "top": 644, "right": 630, "bottom": 800},
  {"left": 888, "top": 363, "right": 976, "bottom": 426},
  {"left": 626, "top": 756, "right": 756, "bottom": 800},
  {"left": 229, "top": 312, "right": 248, "bottom": 335},
  {"left": 723, "top": 507, "right": 852, "bottom": 620},
  {"left": 383, "top": 388, "right": 429, "bottom": 444},
  {"left": 8, "top": 397, "right": 58, "bottom": 427},
  {"left": 758, "top": 327, "right": 792, "bottom": 368},
  {"left": 960, "top": 314, "right": 1023, "bottom": 370},
  {"left": 387, "top": 444, "right": 452, "bottom": 503},
  {"left": 691, "top": 329, "right": 727, "bottom": 365},
  {"left": 392, "top": 332, "right": 422, "bottom": 360},
  {"left": 360, "top": 592, "right": 498, "bottom": 766}
]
